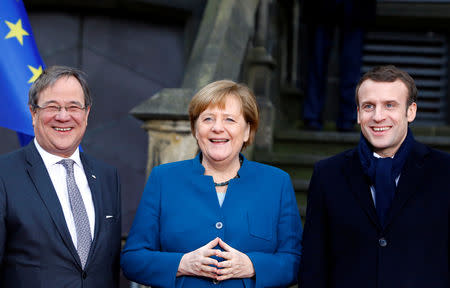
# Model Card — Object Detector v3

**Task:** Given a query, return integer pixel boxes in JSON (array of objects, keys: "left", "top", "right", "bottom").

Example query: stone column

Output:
[
  {"left": 246, "top": 47, "right": 276, "bottom": 152},
  {"left": 142, "top": 120, "right": 198, "bottom": 178},
  {"left": 245, "top": 0, "right": 276, "bottom": 152},
  {"left": 131, "top": 0, "right": 261, "bottom": 174}
]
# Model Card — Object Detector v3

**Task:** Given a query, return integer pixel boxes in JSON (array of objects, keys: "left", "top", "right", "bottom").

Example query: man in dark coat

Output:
[{"left": 300, "top": 65, "right": 449, "bottom": 288}]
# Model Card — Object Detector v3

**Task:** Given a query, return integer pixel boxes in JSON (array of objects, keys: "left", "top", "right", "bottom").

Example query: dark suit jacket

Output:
[
  {"left": 0, "top": 142, "right": 121, "bottom": 288},
  {"left": 299, "top": 140, "right": 449, "bottom": 288}
]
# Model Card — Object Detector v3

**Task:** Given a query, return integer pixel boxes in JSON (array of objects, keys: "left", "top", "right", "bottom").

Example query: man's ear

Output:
[
  {"left": 29, "top": 106, "right": 36, "bottom": 127},
  {"left": 357, "top": 106, "right": 361, "bottom": 124},
  {"left": 407, "top": 102, "right": 417, "bottom": 123},
  {"left": 85, "top": 106, "right": 91, "bottom": 125}
]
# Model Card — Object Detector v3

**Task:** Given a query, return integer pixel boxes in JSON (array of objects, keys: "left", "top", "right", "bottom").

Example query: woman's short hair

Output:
[{"left": 188, "top": 80, "right": 259, "bottom": 150}]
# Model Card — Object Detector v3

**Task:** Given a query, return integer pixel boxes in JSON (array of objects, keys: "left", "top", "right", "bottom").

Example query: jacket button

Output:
[
  {"left": 213, "top": 279, "right": 219, "bottom": 284},
  {"left": 82, "top": 271, "right": 87, "bottom": 279},
  {"left": 215, "top": 222, "right": 223, "bottom": 229},
  {"left": 379, "top": 237, "right": 387, "bottom": 247}
]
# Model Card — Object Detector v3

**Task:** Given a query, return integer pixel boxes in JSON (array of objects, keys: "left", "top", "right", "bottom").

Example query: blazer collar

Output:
[
  {"left": 80, "top": 152, "right": 103, "bottom": 269},
  {"left": 346, "top": 149, "right": 381, "bottom": 230},
  {"left": 191, "top": 153, "right": 250, "bottom": 177},
  {"left": 191, "top": 153, "right": 250, "bottom": 210},
  {"left": 383, "top": 140, "right": 429, "bottom": 231},
  {"left": 24, "top": 142, "right": 82, "bottom": 267},
  {"left": 33, "top": 138, "right": 83, "bottom": 169},
  {"left": 346, "top": 140, "right": 430, "bottom": 232},
  {"left": 192, "top": 153, "right": 205, "bottom": 174},
  {"left": 25, "top": 142, "right": 103, "bottom": 269}
]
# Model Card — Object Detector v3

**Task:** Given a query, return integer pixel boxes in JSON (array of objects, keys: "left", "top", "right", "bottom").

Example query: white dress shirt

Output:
[{"left": 34, "top": 138, "right": 95, "bottom": 247}]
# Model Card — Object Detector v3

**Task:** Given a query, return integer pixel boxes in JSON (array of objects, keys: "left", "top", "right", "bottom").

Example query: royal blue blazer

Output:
[{"left": 121, "top": 154, "right": 302, "bottom": 288}]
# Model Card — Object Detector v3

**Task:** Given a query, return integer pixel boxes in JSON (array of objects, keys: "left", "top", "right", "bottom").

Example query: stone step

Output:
[
  {"left": 292, "top": 179, "right": 309, "bottom": 217},
  {"left": 277, "top": 130, "right": 359, "bottom": 144},
  {"left": 274, "top": 128, "right": 450, "bottom": 154},
  {"left": 256, "top": 126, "right": 450, "bottom": 219},
  {"left": 256, "top": 152, "right": 327, "bottom": 166},
  {"left": 255, "top": 152, "right": 315, "bottom": 184},
  {"left": 292, "top": 178, "right": 309, "bottom": 192}
]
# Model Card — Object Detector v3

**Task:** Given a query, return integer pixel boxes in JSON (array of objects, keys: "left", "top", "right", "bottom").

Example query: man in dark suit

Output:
[
  {"left": 0, "top": 66, "right": 121, "bottom": 287},
  {"left": 299, "top": 65, "right": 449, "bottom": 288}
]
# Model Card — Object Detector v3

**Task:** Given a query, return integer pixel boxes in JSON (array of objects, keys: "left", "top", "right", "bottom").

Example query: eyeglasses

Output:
[{"left": 33, "top": 104, "right": 88, "bottom": 115}]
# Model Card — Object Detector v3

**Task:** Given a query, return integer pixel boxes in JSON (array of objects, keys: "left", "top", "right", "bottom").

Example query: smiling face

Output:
[
  {"left": 357, "top": 79, "right": 416, "bottom": 157},
  {"left": 30, "top": 76, "right": 90, "bottom": 158},
  {"left": 194, "top": 95, "right": 250, "bottom": 167}
]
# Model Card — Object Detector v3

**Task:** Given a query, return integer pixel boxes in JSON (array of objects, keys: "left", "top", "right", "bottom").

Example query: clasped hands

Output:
[{"left": 177, "top": 237, "right": 255, "bottom": 281}]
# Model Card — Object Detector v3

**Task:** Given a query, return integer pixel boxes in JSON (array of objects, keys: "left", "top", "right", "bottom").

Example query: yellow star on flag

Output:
[
  {"left": 28, "top": 65, "right": 42, "bottom": 83},
  {"left": 4, "top": 19, "right": 29, "bottom": 45}
]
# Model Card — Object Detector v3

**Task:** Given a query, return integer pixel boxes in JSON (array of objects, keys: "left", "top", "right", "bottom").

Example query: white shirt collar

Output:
[
  {"left": 34, "top": 138, "right": 83, "bottom": 168},
  {"left": 373, "top": 152, "right": 395, "bottom": 159}
]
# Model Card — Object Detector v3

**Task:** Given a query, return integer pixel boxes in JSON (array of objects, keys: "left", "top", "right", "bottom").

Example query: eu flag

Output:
[{"left": 0, "top": 0, "right": 45, "bottom": 145}]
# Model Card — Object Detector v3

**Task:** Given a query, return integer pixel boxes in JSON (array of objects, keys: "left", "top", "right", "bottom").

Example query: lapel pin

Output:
[{"left": 92, "top": 175, "right": 96, "bottom": 179}]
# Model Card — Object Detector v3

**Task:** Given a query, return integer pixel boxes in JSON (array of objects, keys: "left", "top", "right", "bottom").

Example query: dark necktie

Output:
[{"left": 59, "top": 159, "right": 92, "bottom": 268}]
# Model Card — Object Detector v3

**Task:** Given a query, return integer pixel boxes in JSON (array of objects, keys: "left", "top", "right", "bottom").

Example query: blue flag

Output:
[{"left": 0, "top": 0, "right": 45, "bottom": 146}]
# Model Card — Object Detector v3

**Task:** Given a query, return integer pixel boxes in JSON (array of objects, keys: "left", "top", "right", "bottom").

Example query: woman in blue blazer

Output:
[{"left": 121, "top": 80, "right": 303, "bottom": 287}]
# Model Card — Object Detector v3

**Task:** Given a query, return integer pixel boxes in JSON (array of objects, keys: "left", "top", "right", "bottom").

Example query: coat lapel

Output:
[
  {"left": 24, "top": 142, "right": 81, "bottom": 267},
  {"left": 80, "top": 153, "right": 102, "bottom": 267},
  {"left": 346, "top": 149, "right": 381, "bottom": 229},
  {"left": 384, "top": 141, "right": 429, "bottom": 231},
  {"left": 190, "top": 154, "right": 221, "bottom": 211}
]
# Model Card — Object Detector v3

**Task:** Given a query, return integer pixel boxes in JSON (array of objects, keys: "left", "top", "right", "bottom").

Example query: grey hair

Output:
[{"left": 28, "top": 65, "right": 92, "bottom": 111}]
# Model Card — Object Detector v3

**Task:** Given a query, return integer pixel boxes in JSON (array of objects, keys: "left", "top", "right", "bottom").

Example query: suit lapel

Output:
[
  {"left": 346, "top": 149, "right": 381, "bottom": 229},
  {"left": 80, "top": 153, "right": 102, "bottom": 267},
  {"left": 384, "top": 141, "right": 429, "bottom": 231},
  {"left": 24, "top": 142, "right": 81, "bottom": 267}
]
